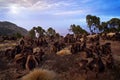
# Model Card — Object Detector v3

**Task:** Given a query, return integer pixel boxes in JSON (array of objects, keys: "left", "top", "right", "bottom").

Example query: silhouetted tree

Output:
[
  {"left": 99, "top": 22, "right": 108, "bottom": 32},
  {"left": 69, "top": 24, "right": 87, "bottom": 34},
  {"left": 47, "top": 27, "right": 56, "bottom": 36},
  {"left": 37, "top": 26, "right": 45, "bottom": 36},
  {"left": 99, "top": 18, "right": 120, "bottom": 33},
  {"left": 29, "top": 27, "right": 35, "bottom": 38},
  {"left": 107, "top": 18, "right": 120, "bottom": 32},
  {"left": 86, "top": 15, "right": 100, "bottom": 33},
  {"left": 29, "top": 26, "right": 45, "bottom": 38}
]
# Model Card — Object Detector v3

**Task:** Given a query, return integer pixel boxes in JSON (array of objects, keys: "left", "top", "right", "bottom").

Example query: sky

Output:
[{"left": 0, "top": 0, "right": 120, "bottom": 35}]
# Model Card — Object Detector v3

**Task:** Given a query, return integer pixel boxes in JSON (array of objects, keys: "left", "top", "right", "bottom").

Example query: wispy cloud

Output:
[
  {"left": 0, "top": 0, "right": 75, "bottom": 11},
  {"left": 0, "top": 0, "right": 120, "bottom": 35},
  {"left": 53, "top": 10, "right": 84, "bottom": 15},
  {"left": 30, "top": 0, "right": 73, "bottom": 11}
]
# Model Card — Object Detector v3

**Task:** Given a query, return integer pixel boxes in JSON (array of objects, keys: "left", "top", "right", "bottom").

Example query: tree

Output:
[
  {"left": 98, "top": 18, "right": 120, "bottom": 33},
  {"left": 86, "top": 15, "right": 93, "bottom": 33},
  {"left": 99, "top": 22, "right": 108, "bottom": 32},
  {"left": 29, "top": 28, "right": 35, "bottom": 38},
  {"left": 29, "top": 26, "right": 45, "bottom": 38},
  {"left": 107, "top": 18, "right": 120, "bottom": 32},
  {"left": 86, "top": 15, "right": 100, "bottom": 33},
  {"left": 47, "top": 27, "right": 56, "bottom": 36},
  {"left": 37, "top": 26, "right": 45, "bottom": 36},
  {"left": 69, "top": 24, "right": 87, "bottom": 34}
]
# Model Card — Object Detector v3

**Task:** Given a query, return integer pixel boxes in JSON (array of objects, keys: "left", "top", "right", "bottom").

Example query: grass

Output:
[
  {"left": 22, "top": 68, "right": 57, "bottom": 80},
  {"left": 0, "top": 42, "right": 16, "bottom": 51}
]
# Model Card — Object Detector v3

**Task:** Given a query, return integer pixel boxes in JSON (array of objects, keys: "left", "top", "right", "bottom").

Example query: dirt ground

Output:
[{"left": 0, "top": 40, "right": 120, "bottom": 80}]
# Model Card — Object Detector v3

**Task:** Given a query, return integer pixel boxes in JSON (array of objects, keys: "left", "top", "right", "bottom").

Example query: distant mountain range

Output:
[{"left": 0, "top": 21, "right": 28, "bottom": 36}]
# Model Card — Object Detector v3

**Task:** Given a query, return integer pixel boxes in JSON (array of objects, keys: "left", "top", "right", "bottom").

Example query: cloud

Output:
[
  {"left": 0, "top": 0, "right": 75, "bottom": 11},
  {"left": 53, "top": 10, "right": 85, "bottom": 15},
  {"left": 29, "top": 0, "right": 77, "bottom": 11},
  {"left": 53, "top": 9, "right": 90, "bottom": 16},
  {"left": 0, "top": 0, "right": 83, "bottom": 17},
  {"left": 0, "top": 0, "right": 120, "bottom": 35}
]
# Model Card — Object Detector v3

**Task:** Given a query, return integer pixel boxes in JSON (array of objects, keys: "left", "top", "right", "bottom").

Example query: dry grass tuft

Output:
[
  {"left": 56, "top": 49, "right": 72, "bottom": 56},
  {"left": 22, "top": 68, "right": 57, "bottom": 80},
  {"left": 0, "top": 42, "right": 16, "bottom": 51}
]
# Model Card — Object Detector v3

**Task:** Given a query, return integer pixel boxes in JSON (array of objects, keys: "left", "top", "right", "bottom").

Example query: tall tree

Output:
[
  {"left": 29, "top": 27, "right": 36, "bottom": 38},
  {"left": 86, "top": 15, "right": 100, "bottom": 33},
  {"left": 29, "top": 26, "right": 45, "bottom": 38},
  {"left": 37, "top": 26, "right": 45, "bottom": 36},
  {"left": 107, "top": 18, "right": 120, "bottom": 32},
  {"left": 98, "top": 22, "right": 108, "bottom": 32},
  {"left": 86, "top": 15, "right": 93, "bottom": 33},
  {"left": 97, "top": 18, "right": 120, "bottom": 33},
  {"left": 69, "top": 24, "right": 87, "bottom": 34},
  {"left": 47, "top": 27, "right": 56, "bottom": 36}
]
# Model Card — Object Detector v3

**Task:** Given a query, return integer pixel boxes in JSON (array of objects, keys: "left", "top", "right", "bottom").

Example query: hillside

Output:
[{"left": 0, "top": 21, "right": 28, "bottom": 36}]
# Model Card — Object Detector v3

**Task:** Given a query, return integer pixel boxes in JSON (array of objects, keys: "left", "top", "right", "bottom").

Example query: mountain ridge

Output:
[{"left": 0, "top": 21, "right": 28, "bottom": 36}]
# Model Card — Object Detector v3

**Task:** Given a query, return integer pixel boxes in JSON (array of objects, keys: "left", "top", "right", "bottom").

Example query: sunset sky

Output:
[{"left": 0, "top": 0, "right": 120, "bottom": 35}]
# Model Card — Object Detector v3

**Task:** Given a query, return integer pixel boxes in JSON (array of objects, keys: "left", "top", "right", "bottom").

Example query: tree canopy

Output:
[
  {"left": 99, "top": 18, "right": 120, "bottom": 33},
  {"left": 28, "top": 15, "right": 120, "bottom": 38},
  {"left": 86, "top": 15, "right": 100, "bottom": 33},
  {"left": 46, "top": 27, "right": 56, "bottom": 36},
  {"left": 69, "top": 24, "right": 87, "bottom": 35},
  {"left": 29, "top": 26, "right": 45, "bottom": 38},
  {"left": 86, "top": 14, "right": 120, "bottom": 33}
]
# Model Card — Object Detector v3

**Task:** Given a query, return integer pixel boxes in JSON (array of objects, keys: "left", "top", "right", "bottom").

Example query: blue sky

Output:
[{"left": 0, "top": 0, "right": 120, "bottom": 35}]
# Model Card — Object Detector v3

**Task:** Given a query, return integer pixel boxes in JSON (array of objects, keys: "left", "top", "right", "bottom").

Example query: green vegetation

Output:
[
  {"left": 29, "top": 14, "right": 120, "bottom": 37},
  {"left": 29, "top": 26, "right": 46, "bottom": 38},
  {"left": 47, "top": 27, "right": 56, "bottom": 36},
  {"left": 86, "top": 15, "right": 100, "bottom": 33},
  {"left": 0, "top": 15, "right": 120, "bottom": 38},
  {"left": 29, "top": 26, "right": 58, "bottom": 38},
  {"left": 86, "top": 15, "right": 120, "bottom": 33},
  {"left": 69, "top": 24, "right": 87, "bottom": 34},
  {"left": 14, "top": 33, "right": 23, "bottom": 38}
]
